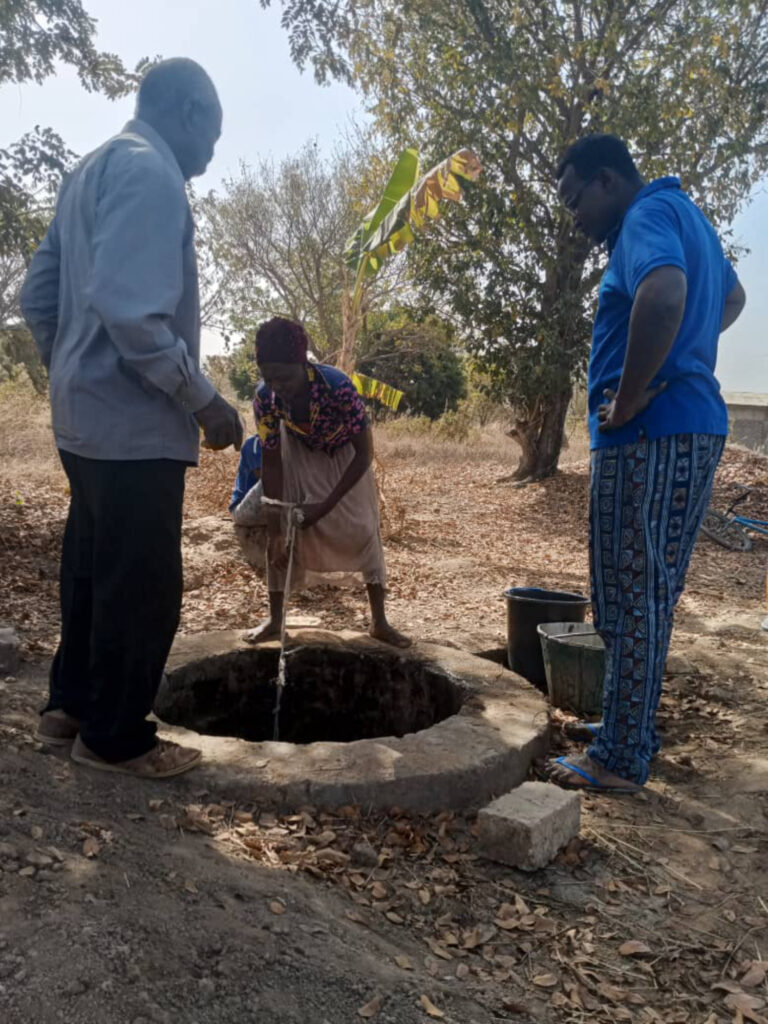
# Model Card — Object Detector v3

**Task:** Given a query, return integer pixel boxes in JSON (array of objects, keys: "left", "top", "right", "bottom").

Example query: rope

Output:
[{"left": 262, "top": 496, "right": 305, "bottom": 740}]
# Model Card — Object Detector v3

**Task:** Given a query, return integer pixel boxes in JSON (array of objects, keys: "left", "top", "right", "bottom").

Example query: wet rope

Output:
[{"left": 262, "top": 496, "right": 304, "bottom": 740}]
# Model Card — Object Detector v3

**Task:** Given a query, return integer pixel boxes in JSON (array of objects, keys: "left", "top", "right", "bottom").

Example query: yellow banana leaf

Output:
[
  {"left": 351, "top": 371, "right": 405, "bottom": 412},
  {"left": 352, "top": 148, "right": 482, "bottom": 300}
]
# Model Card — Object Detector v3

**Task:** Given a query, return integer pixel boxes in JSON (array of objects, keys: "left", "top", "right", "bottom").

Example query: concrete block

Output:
[
  {"left": 477, "top": 782, "right": 580, "bottom": 871},
  {"left": 0, "top": 627, "right": 20, "bottom": 675}
]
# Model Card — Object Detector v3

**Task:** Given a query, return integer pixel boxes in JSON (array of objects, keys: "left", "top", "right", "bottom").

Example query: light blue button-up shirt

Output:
[{"left": 20, "top": 119, "right": 215, "bottom": 463}]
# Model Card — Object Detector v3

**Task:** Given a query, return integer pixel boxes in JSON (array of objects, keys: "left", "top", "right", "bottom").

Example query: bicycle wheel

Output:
[{"left": 700, "top": 510, "right": 753, "bottom": 552}]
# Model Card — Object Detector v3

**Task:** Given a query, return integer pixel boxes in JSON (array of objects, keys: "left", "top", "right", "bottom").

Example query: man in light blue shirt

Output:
[
  {"left": 549, "top": 134, "right": 745, "bottom": 794},
  {"left": 21, "top": 58, "right": 243, "bottom": 778}
]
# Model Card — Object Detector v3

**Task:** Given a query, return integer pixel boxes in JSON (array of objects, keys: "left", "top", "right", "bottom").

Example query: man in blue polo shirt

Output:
[{"left": 549, "top": 134, "right": 746, "bottom": 793}]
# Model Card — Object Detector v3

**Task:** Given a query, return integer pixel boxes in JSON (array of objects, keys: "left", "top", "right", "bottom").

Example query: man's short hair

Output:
[
  {"left": 556, "top": 134, "right": 639, "bottom": 183},
  {"left": 137, "top": 58, "right": 218, "bottom": 115}
]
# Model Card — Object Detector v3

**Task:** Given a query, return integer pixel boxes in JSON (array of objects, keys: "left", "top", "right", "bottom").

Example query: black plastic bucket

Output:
[{"left": 504, "top": 587, "right": 591, "bottom": 690}]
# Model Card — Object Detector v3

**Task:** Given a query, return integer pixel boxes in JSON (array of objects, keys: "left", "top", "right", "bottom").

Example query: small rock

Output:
[
  {"left": 0, "top": 843, "right": 19, "bottom": 861},
  {"left": 351, "top": 840, "right": 379, "bottom": 868},
  {"left": 30, "top": 826, "right": 43, "bottom": 841},
  {"left": 18, "top": 866, "right": 36, "bottom": 879},
  {"left": 26, "top": 852, "right": 53, "bottom": 869},
  {"left": 64, "top": 979, "right": 88, "bottom": 997}
]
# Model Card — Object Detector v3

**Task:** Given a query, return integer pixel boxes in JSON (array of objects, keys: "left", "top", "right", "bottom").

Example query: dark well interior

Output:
[{"left": 155, "top": 646, "right": 467, "bottom": 745}]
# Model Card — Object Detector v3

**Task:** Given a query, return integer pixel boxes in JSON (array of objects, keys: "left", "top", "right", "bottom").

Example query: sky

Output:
[{"left": 1, "top": 0, "right": 766, "bottom": 393}]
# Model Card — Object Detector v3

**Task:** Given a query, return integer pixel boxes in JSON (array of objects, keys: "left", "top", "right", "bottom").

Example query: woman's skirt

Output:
[{"left": 268, "top": 426, "right": 386, "bottom": 592}]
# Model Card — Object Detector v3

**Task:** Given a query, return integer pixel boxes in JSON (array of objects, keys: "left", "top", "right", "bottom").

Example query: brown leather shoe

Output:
[
  {"left": 70, "top": 735, "right": 202, "bottom": 778},
  {"left": 37, "top": 710, "right": 79, "bottom": 747}
]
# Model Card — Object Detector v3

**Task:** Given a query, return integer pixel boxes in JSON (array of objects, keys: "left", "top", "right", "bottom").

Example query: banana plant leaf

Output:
[
  {"left": 350, "top": 148, "right": 482, "bottom": 300},
  {"left": 344, "top": 148, "right": 420, "bottom": 274},
  {"left": 351, "top": 371, "right": 405, "bottom": 412}
]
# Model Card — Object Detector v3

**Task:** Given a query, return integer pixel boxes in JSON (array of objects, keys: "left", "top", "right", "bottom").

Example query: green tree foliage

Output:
[
  {"left": 1, "top": 1, "right": 147, "bottom": 257},
  {"left": 261, "top": 0, "right": 768, "bottom": 479},
  {"left": 225, "top": 341, "right": 261, "bottom": 403},
  {"left": 197, "top": 138, "right": 399, "bottom": 363},
  {"left": 0, "top": 1, "right": 148, "bottom": 387},
  {"left": 358, "top": 311, "right": 467, "bottom": 419}
]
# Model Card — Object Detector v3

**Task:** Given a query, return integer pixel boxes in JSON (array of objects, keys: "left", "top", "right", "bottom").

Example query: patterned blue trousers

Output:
[{"left": 588, "top": 434, "right": 724, "bottom": 785}]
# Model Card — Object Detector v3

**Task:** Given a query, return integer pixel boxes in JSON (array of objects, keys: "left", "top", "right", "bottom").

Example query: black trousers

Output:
[{"left": 49, "top": 451, "right": 186, "bottom": 761}]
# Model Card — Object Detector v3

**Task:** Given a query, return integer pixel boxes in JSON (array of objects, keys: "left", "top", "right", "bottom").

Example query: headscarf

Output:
[{"left": 255, "top": 317, "right": 309, "bottom": 365}]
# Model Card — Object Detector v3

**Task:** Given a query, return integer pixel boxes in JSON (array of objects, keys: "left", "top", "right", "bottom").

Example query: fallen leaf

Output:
[
  {"left": 515, "top": 895, "right": 531, "bottom": 915},
  {"left": 82, "top": 837, "right": 100, "bottom": 859},
  {"left": 533, "top": 974, "right": 559, "bottom": 988},
  {"left": 358, "top": 994, "right": 383, "bottom": 1019},
  {"left": 737, "top": 1009, "right": 768, "bottom": 1024},
  {"left": 268, "top": 900, "right": 286, "bottom": 916},
  {"left": 346, "top": 910, "right": 366, "bottom": 925},
  {"left": 724, "top": 994, "right": 766, "bottom": 1013},
  {"left": 713, "top": 982, "right": 744, "bottom": 994},
  {"left": 386, "top": 912, "right": 404, "bottom": 925},
  {"left": 177, "top": 806, "right": 215, "bottom": 835},
  {"left": 597, "top": 982, "right": 629, "bottom": 1003},
  {"left": 619, "top": 940, "right": 652, "bottom": 957},
  {"left": 314, "top": 830, "right": 337, "bottom": 847},
  {"left": 148, "top": 799, "right": 164, "bottom": 812},
  {"left": 494, "top": 917, "right": 519, "bottom": 931},
  {"left": 425, "top": 938, "right": 452, "bottom": 961},
  {"left": 371, "top": 882, "right": 388, "bottom": 901},
  {"left": 419, "top": 888, "right": 432, "bottom": 906},
  {"left": 184, "top": 880, "right": 198, "bottom": 895},
  {"left": 395, "top": 955, "right": 413, "bottom": 971},
  {"left": 742, "top": 965, "right": 767, "bottom": 989},
  {"left": 418, "top": 995, "right": 445, "bottom": 1019},
  {"left": 315, "top": 848, "right": 350, "bottom": 868}
]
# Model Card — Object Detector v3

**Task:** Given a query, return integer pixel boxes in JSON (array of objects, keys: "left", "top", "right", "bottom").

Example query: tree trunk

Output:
[
  {"left": 507, "top": 386, "right": 572, "bottom": 482},
  {"left": 338, "top": 290, "right": 362, "bottom": 373}
]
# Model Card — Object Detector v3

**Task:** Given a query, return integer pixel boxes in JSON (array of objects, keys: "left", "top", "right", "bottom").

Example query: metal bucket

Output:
[{"left": 537, "top": 622, "right": 605, "bottom": 716}]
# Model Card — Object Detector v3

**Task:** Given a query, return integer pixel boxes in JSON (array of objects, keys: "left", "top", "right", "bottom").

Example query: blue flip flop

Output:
[{"left": 549, "top": 756, "right": 641, "bottom": 794}]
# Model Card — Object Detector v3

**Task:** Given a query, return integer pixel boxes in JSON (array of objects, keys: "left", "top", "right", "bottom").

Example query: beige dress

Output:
[{"left": 267, "top": 424, "right": 386, "bottom": 592}]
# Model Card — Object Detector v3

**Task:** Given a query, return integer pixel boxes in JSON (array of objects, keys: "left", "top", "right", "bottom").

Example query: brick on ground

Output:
[{"left": 477, "top": 781, "right": 581, "bottom": 871}]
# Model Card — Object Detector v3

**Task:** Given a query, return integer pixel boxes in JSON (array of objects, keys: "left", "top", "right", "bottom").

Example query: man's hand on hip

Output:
[
  {"left": 598, "top": 383, "right": 667, "bottom": 433},
  {"left": 196, "top": 393, "right": 244, "bottom": 451}
]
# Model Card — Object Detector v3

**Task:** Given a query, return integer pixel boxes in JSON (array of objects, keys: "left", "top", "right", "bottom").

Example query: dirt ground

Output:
[{"left": 1, "top": 386, "right": 768, "bottom": 1024}]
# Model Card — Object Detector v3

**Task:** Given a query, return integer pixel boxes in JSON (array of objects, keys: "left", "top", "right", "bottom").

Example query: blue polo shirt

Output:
[{"left": 589, "top": 177, "right": 737, "bottom": 449}]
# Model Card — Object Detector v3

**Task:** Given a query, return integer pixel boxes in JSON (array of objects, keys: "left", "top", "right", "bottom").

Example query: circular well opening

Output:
[{"left": 156, "top": 645, "right": 466, "bottom": 745}]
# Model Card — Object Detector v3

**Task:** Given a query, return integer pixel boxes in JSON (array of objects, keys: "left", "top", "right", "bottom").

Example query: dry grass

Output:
[{"left": 0, "top": 381, "right": 59, "bottom": 485}]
